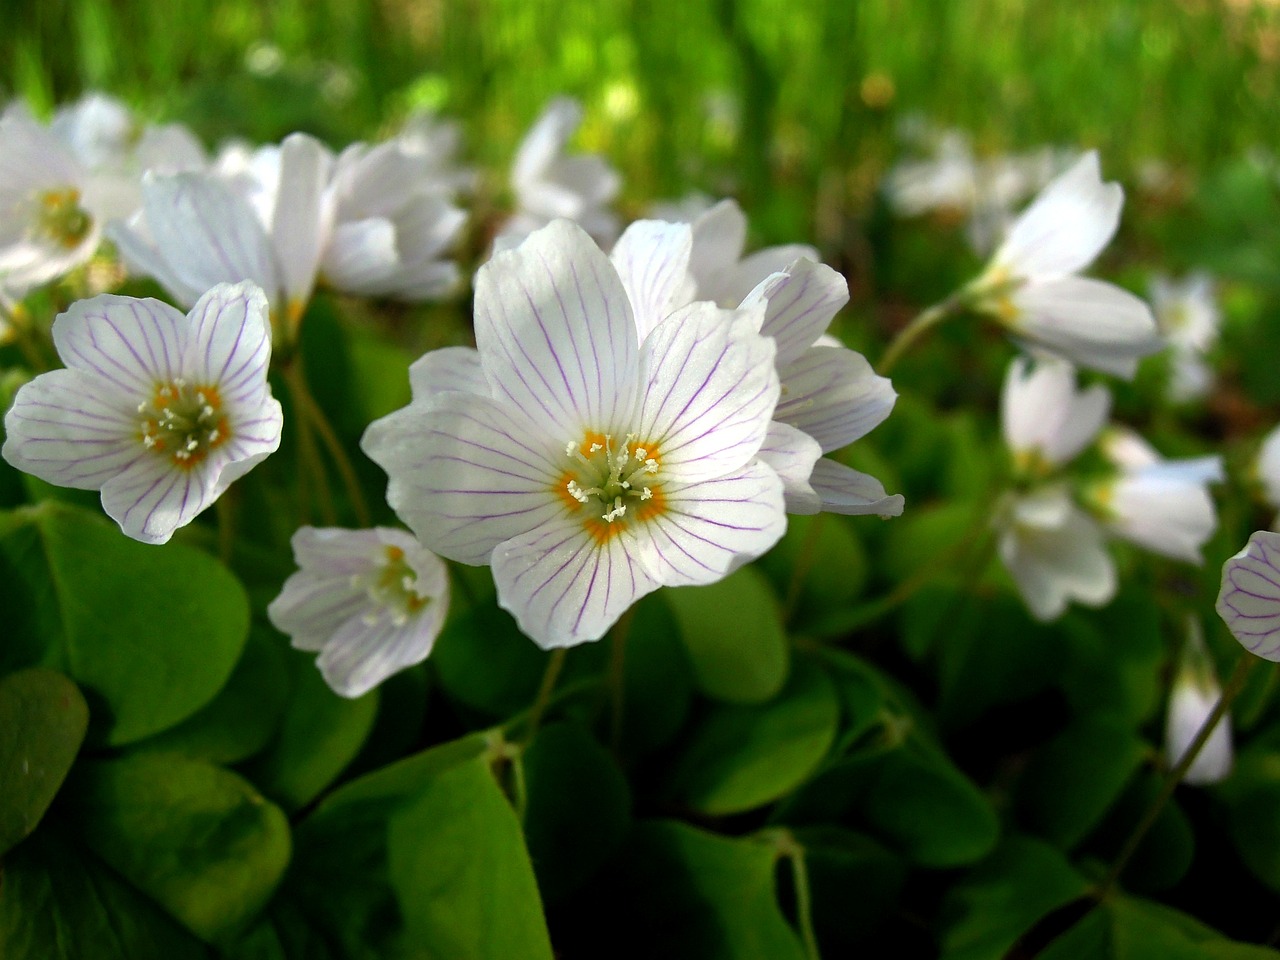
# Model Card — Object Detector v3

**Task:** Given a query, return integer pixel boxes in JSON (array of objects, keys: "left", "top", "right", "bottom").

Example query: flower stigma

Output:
[
  {"left": 356, "top": 544, "right": 433, "bottom": 627},
  {"left": 36, "top": 188, "right": 93, "bottom": 250},
  {"left": 557, "top": 431, "right": 664, "bottom": 541},
  {"left": 137, "top": 379, "right": 230, "bottom": 469}
]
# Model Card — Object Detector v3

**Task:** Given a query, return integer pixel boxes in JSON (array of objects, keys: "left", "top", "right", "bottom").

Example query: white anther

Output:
[
  {"left": 634, "top": 448, "right": 647, "bottom": 461},
  {"left": 601, "top": 499, "right": 627, "bottom": 523},
  {"left": 640, "top": 487, "right": 653, "bottom": 500},
  {"left": 565, "top": 441, "right": 577, "bottom": 457},
  {"left": 143, "top": 434, "right": 157, "bottom": 448},
  {"left": 589, "top": 443, "right": 603, "bottom": 453},
  {"left": 644, "top": 458, "right": 659, "bottom": 473},
  {"left": 566, "top": 480, "right": 590, "bottom": 503}
]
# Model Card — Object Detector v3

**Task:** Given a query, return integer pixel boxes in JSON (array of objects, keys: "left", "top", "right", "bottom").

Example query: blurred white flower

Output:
[
  {"left": 395, "top": 110, "right": 477, "bottom": 197},
  {"left": 268, "top": 526, "right": 450, "bottom": 698},
  {"left": 1218, "top": 530, "right": 1280, "bottom": 661},
  {"left": 2, "top": 282, "right": 282, "bottom": 543},
  {"left": 1091, "top": 426, "right": 1222, "bottom": 564},
  {"left": 0, "top": 106, "right": 100, "bottom": 298},
  {"left": 969, "top": 151, "right": 1163, "bottom": 378},
  {"left": 1001, "top": 356, "right": 1110, "bottom": 476},
  {"left": 1164, "top": 616, "right": 1233, "bottom": 785},
  {"left": 362, "top": 220, "right": 786, "bottom": 649},
  {"left": 995, "top": 485, "right": 1116, "bottom": 622},
  {"left": 493, "top": 97, "right": 620, "bottom": 253},
  {"left": 1150, "top": 272, "right": 1220, "bottom": 403}
]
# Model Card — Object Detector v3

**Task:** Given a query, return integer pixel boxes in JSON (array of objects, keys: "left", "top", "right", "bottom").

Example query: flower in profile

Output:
[
  {"left": 1217, "top": 530, "right": 1280, "bottom": 661},
  {"left": 1150, "top": 271, "right": 1219, "bottom": 403},
  {"left": 2, "top": 281, "right": 282, "bottom": 544},
  {"left": 995, "top": 484, "right": 1116, "bottom": 622},
  {"left": 268, "top": 526, "right": 450, "bottom": 697},
  {"left": 493, "top": 97, "right": 621, "bottom": 253},
  {"left": 363, "top": 219, "right": 787, "bottom": 649},
  {"left": 968, "top": 151, "right": 1163, "bottom": 378},
  {"left": 0, "top": 106, "right": 100, "bottom": 298},
  {"left": 1164, "top": 616, "right": 1232, "bottom": 785},
  {"left": 1002, "top": 355, "right": 1110, "bottom": 477}
]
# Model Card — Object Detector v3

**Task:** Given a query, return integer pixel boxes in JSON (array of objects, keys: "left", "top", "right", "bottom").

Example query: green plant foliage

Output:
[
  {"left": 794, "top": 826, "right": 907, "bottom": 949},
  {"left": 0, "top": 667, "right": 88, "bottom": 856},
  {"left": 666, "top": 565, "right": 790, "bottom": 704},
  {"left": 0, "top": 502, "right": 250, "bottom": 746},
  {"left": 666, "top": 658, "right": 839, "bottom": 815},
  {"left": 1218, "top": 744, "right": 1280, "bottom": 894},
  {"left": 65, "top": 752, "right": 291, "bottom": 943}
]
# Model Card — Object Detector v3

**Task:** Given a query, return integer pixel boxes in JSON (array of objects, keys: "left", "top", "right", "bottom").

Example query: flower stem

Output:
[
  {"left": 608, "top": 607, "right": 637, "bottom": 753},
  {"left": 878, "top": 297, "right": 959, "bottom": 375},
  {"left": 522, "top": 648, "right": 568, "bottom": 746},
  {"left": 762, "top": 828, "right": 823, "bottom": 960},
  {"left": 1094, "top": 653, "right": 1258, "bottom": 903},
  {"left": 784, "top": 514, "right": 828, "bottom": 626}
]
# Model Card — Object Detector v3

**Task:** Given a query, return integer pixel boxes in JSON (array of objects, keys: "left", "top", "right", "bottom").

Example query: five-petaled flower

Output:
[
  {"left": 2, "top": 281, "right": 282, "bottom": 544},
  {"left": 362, "top": 219, "right": 788, "bottom": 650},
  {"left": 268, "top": 526, "right": 450, "bottom": 698}
]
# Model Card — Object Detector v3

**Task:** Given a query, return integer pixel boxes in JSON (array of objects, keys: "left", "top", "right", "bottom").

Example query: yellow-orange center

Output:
[
  {"left": 554, "top": 431, "right": 666, "bottom": 543},
  {"left": 137, "top": 380, "right": 231, "bottom": 470}
]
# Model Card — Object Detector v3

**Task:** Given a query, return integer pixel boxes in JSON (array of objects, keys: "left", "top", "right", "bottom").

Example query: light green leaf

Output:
[
  {"left": 388, "top": 755, "right": 554, "bottom": 960},
  {"left": 67, "top": 752, "right": 291, "bottom": 943},
  {"left": 0, "top": 502, "right": 249, "bottom": 745},
  {"left": 668, "top": 659, "right": 838, "bottom": 814},
  {"left": 0, "top": 667, "right": 88, "bottom": 856},
  {"left": 666, "top": 566, "right": 789, "bottom": 704}
]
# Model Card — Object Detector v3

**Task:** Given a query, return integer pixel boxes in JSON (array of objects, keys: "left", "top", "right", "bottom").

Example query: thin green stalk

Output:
[
  {"left": 281, "top": 361, "right": 336, "bottom": 526},
  {"left": 878, "top": 296, "right": 959, "bottom": 375},
  {"left": 216, "top": 492, "right": 236, "bottom": 566},
  {"left": 761, "top": 828, "right": 822, "bottom": 960},
  {"left": 1094, "top": 654, "right": 1258, "bottom": 903},
  {"left": 783, "top": 514, "right": 829, "bottom": 626},
  {"left": 283, "top": 358, "right": 371, "bottom": 527},
  {"left": 521, "top": 648, "right": 568, "bottom": 746}
]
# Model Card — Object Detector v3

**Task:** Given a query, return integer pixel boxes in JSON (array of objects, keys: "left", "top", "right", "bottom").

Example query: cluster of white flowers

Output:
[
  {"left": 996, "top": 357, "right": 1221, "bottom": 621},
  {"left": 1150, "top": 272, "right": 1220, "bottom": 404}
]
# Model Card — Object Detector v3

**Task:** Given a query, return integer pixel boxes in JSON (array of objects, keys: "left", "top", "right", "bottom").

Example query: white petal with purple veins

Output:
[
  {"left": 808, "top": 457, "right": 904, "bottom": 518},
  {"left": 271, "top": 133, "right": 332, "bottom": 312},
  {"left": 52, "top": 295, "right": 188, "bottom": 395},
  {"left": 776, "top": 345, "right": 896, "bottom": 454},
  {"left": 756, "top": 422, "right": 822, "bottom": 514},
  {"left": 609, "top": 219, "right": 694, "bottom": 341},
  {"left": 744, "top": 258, "right": 848, "bottom": 368},
  {"left": 1217, "top": 531, "right": 1280, "bottom": 661},
  {"left": 408, "top": 346, "right": 487, "bottom": 400}
]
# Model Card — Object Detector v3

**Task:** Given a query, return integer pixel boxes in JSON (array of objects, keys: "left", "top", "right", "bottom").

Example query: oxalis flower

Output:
[
  {"left": 1164, "top": 616, "right": 1232, "bottom": 785},
  {"left": 967, "top": 151, "right": 1163, "bottom": 378},
  {"left": 268, "top": 526, "right": 450, "bottom": 698},
  {"left": 362, "top": 219, "right": 788, "bottom": 649},
  {"left": 1218, "top": 530, "right": 1280, "bottom": 661},
  {"left": 2, "top": 281, "right": 282, "bottom": 544}
]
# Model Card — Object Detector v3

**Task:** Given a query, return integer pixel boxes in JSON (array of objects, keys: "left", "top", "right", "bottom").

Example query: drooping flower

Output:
[
  {"left": 1164, "top": 616, "right": 1233, "bottom": 785},
  {"left": 1088, "top": 426, "right": 1222, "bottom": 564},
  {"left": 2, "top": 281, "right": 282, "bottom": 543},
  {"left": 362, "top": 219, "right": 788, "bottom": 649},
  {"left": 1149, "top": 271, "right": 1220, "bottom": 403},
  {"left": 1001, "top": 355, "right": 1110, "bottom": 477},
  {"left": 1217, "top": 530, "right": 1280, "bottom": 661},
  {"left": 994, "top": 484, "right": 1116, "bottom": 622},
  {"left": 0, "top": 106, "right": 100, "bottom": 299},
  {"left": 268, "top": 526, "right": 450, "bottom": 697},
  {"left": 493, "top": 98, "right": 620, "bottom": 253},
  {"left": 968, "top": 151, "right": 1163, "bottom": 378}
]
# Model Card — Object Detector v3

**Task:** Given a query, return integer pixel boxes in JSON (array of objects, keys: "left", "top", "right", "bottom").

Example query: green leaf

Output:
[
  {"left": 600, "top": 820, "right": 807, "bottom": 960},
  {"left": 754, "top": 513, "right": 868, "bottom": 635},
  {"left": 1218, "top": 745, "right": 1280, "bottom": 894},
  {"left": 67, "top": 752, "right": 291, "bottom": 943},
  {"left": 0, "top": 667, "right": 88, "bottom": 857},
  {"left": 522, "top": 722, "right": 631, "bottom": 902},
  {"left": 668, "top": 658, "right": 838, "bottom": 815},
  {"left": 240, "top": 648, "right": 379, "bottom": 811},
  {"left": 0, "top": 825, "right": 213, "bottom": 960},
  {"left": 0, "top": 502, "right": 249, "bottom": 745},
  {"left": 388, "top": 755, "right": 555, "bottom": 960},
  {"left": 1059, "top": 593, "right": 1165, "bottom": 725},
  {"left": 666, "top": 566, "right": 789, "bottom": 704},
  {"left": 1087, "top": 769, "right": 1194, "bottom": 893},
  {"left": 432, "top": 603, "right": 547, "bottom": 717},
  {"left": 794, "top": 827, "right": 907, "bottom": 949},
  {"left": 616, "top": 593, "right": 696, "bottom": 756},
  {"left": 1016, "top": 713, "right": 1147, "bottom": 849},
  {"left": 939, "top": 835, "right": 1089, "bottom": 960}
]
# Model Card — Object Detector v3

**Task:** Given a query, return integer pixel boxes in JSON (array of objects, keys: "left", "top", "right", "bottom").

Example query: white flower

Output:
[
  {"left": 1217, "top": 530, "right": 1280, "bottom": 660},
  {"left": 362, "top": 220, "right": 787, "bottom": 649},
  {"left": 268, "top": 526, "right": 450, "bottom": 698},
  {"left": 0, "top": 106, "right": 99, "bottom": 298},
  {"left": 493, "top": 97, "right": 620, "bottom": 253},
  {"left": 971, "top": 151, "right": 1163, "bottom": 378},
  {"left": 1257, "top": 425, "right": 1280, "bottom": 528},
  {"left": 395, "top": 110, "right": 477, "bottom": 197},
  {"left": 2, "top": 282, "right": 282, "bottom": 544},
  {"left": 1001, "top": 356, "right": 1110, "bottom": 476},
  {"left": 1090, "top": 426, "right": 1222, "bottom": 564},
  {"left": 995, "top": 485, "right": 1116, "bottom": 622},
  {"left": 51, "top": 92, "right": 206, "bottom": 222},
  {"left": 1150, "top": 272, "right": 1219, "bottom": 403},
  {"left": 1164, "top": 616, "right": 1233, "bottom": 785}
]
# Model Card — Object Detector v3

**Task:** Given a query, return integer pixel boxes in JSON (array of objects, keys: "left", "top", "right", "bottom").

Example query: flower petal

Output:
[
  {"left": 107, "top": 216, "right": 207, "bottom": 307},
  {"left": 322, "top": 218, "right": 398, "bottom": 289},
  {"left": 186, "top": 282, "right": 274, "bottom": 406},
  {"left": 474, "top": 219, "right": 638, "bottom": 437},
  {"left": 1217, "top": 531, "right": 1280, "bottom": 661},
  {"left": 1103, "top": 469, "right": 1217, "bottom": 564},
  {"left": 1008, "top": 276, "right": 1163, "bottom": 379},
  {"left": 637, "top": 458, "right": 787, "bottom": 587},
  {"left": 271, "top": 133, "right": 331, "bottom": 311},
  {"left": 52, "top": 294, "right": 188, "bottom": 396},
  {"left": 776, "top": 345, "right": 896, "bottom": 453},
  {"left": 408, "top": 346, "right": 488, "bottom": 400},
  {"left": 2, "top": 368, "right": 140, "bottom": 489},
  {"left": 361, "top": 392, "right": 563, "bottom": 566},
  {"left": 99, "top": 451, "right": 214, "bottom": 544},
  {"left": 687, "top": 198, "right": 747, "bottom": 302},
  {"left": 140, "top": 171, "right": 281, "bottom": 306},
  {"left": 993, "top": 151, "right": 1122, "bottom": 279},
  {"left": 757, "top": 422, "right": 822, "bottom": 514},
  {"left": 492, "top": 513, "right": 660, "bottom": 649},
  {"left": 1001, "top": 356, "right": 1110, "bottom": 468},
  {"left": 807, "top": 457, "right": 904, "bottom": 517},
  {"left": 743, "top": 258, "right": 847, "bottom": 367},
  {"left": 609, "top": 219, "right": 694, "bottom": 342},
  {"left": 636, "top": 300, "right": 778, "bottom": 483}
]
